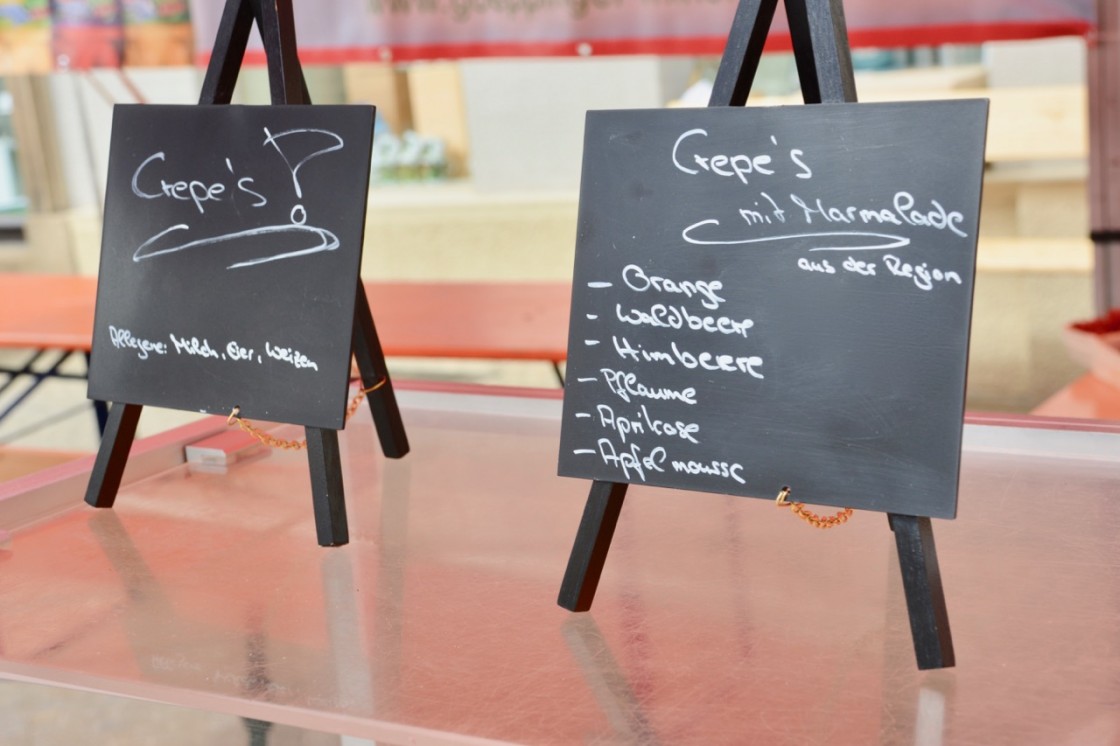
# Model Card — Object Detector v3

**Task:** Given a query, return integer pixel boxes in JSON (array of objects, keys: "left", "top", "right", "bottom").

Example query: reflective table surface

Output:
[
  {"left": 1, "top": 387, "right": 1119, "bottom": 745},
  {"left": 0, "top": 678, "right": 333, "bottom": 745}
]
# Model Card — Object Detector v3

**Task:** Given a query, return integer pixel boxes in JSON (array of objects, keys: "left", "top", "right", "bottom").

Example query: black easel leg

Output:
[
  {"left": 708, "top": 0, "right": 779, "bottom": 107},
  {"left": 306, "top": 427, "right": 349, "bottom": 547},
  {"left": 353, "top": 284, "right": 409, "bottom": 458},
  {"left": 888, "top": 514, "right": 955, "bottom": 670},
  {"left": 251, "top": 0, "right": 304, "bottom": 105},
  {"left": 197, "top": 0, "right": 253, "bottom": 105},
  {"left": 242, "top": 718, "right": 272, "bottom": 746},
  {"left": 84, "top": 402, "right": 143, "bottom": 508},
  {"left": 785, "top": 0, "right": 857, "bottom": 105},
  {"left": 83, "top": 353, "right": 110, "bottom": 435},
  {"left": 558, "top": 480, "right": 628, "bottom": 612},
  {"left": 92, "top": 400, "right": 109, "bottom": 435}
]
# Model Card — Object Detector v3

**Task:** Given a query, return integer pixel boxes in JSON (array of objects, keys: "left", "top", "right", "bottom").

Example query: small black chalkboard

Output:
[
  {"left": 87, "top": 104, "right": 375, "bottom": 430},
  {"left": 558, "top": 101, "right": 989, "bottom": 519}
]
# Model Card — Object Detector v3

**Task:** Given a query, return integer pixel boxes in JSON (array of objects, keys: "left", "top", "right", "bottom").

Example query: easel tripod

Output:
[
  {"left": 557, "top": 0, "right": 955, "bottom": 670},
  {"left": 84, "top": 0, "right": 409, "bottom": 548}
]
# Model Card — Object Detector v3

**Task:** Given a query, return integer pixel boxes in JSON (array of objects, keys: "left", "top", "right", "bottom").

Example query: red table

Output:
[
  {"left": 1, "top": 385, "right": 1119, "bottom": 743},
  {"left": 0, "top": 273, "right": 571, "bottom": 361},
  {"left": 0, "top": 273, "right": 572, "bottom": 432}
]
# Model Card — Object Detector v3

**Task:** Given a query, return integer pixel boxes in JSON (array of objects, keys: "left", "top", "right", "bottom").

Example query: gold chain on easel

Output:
[
  {"left": 776, "top": 486, "right": 853, "bottom": 529},
  {"left": 226, "top": 377, "right": 387, "bottom": 450}
]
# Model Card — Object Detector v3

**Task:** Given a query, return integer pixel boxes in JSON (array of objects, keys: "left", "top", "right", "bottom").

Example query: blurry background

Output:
[
  {"left": 0, "top": 2, "right": 1115, "bottom": 743},
  {"left": 0, "top": 0, "right": 1110, "bottom": 445}
]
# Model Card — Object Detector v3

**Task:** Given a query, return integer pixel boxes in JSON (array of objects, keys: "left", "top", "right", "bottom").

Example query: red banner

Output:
[
  {"left": 50, "top": 0, "right": 122, "bottom": 69},
  {"left": 191, "top": 0, "right": 1095, "bottom": 63},
  {"left": 124, "top": 0, "right": 193, "bottom": 66},
  {"left": 46, "top": 0, "right": 192, "bottom": 69},
  {"left": 0, "top": 1, "right": 51, "bottom": 73}
]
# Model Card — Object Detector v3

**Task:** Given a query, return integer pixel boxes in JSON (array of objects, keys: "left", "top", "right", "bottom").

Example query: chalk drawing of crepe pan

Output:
[
  {"left": 131, "top": 126, "right": 350, "bottom": 270},
  {"left": 132, "top": 221, "right": 340, "bottom": 270}
]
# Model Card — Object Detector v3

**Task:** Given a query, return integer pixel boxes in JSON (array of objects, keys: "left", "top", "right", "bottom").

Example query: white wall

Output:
[
  {"left": 984, "top": 36, "right": 1086, "bottom": 88},
  {"left": 460, "top": 56, "right": 694, "bottom": 192}
]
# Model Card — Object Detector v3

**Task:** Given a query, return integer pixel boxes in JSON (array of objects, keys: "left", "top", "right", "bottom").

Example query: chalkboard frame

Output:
[
  {"left": 87, "top": 103, "right": 376, "bottom": 431},
  {"left": 556, "top": 99, "right": 989, "bottom": 520},
  {"left": 558, "top": 0, "right": 961, "bottom": 671},
  {"left": 82, "top": 0, "right": 409, "bottom": 549}
]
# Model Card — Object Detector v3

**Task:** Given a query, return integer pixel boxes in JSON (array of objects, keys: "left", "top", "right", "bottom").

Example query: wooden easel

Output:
[
  {"left": 84, "top": 0, "right": 409, "bottom": 548},
  {"left": 557, "top": 0, "right": 955, "bottom": 671}
]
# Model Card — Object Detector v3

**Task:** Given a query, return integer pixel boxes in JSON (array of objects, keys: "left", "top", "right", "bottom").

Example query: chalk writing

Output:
[
  {"left": 789, "top": 191, "right": 967, "bottom": 238},
  {"left": 226, "top": 340, "right": 255, "bottom": 362},
  {"left": 573, "top": 253, "right": 760, "bottom": 485},
  {"left": 599, "top": 368, "right": 697, "bottom": 404},
  {"left": 612, "top": 336, "right": 764, "bottom": 377},
  {"left": 843, "top": 256, "right": 876, "bottom": 276},
  {"left": 670, "top": 457, "right": 746, "bottom": 484},
  {"left": 131, "top": 152, "right": 227, "bottom": 214},
  {"left": 671, "top": 126, "right": 972, "bottom": 295},
  {"left": 683, "top": 222, "right": 910, "bottom": 252},
  {"left": 133, "top": 222, "right": 340, "bottom": 269},
  {"left": 108, "top": 326, "right": 168, "bottom": 360},
  {"left": 265, "top": 341, "right": 319, "bottom": 371},
  {"left": 798, "top": 257, "right": 836, "bottom": 274},
  {"left": 104, "top": 324, "right": 320, "bottom": 375},
  {"left": 621, "top": 264, "right": 725, "bottom": 309},
  {"left": 169, "top": 333, "right": 220, "bottom": 359},
  {"left": 672, "top": 130, "right": 812, "bottom": 185},
  {"left": 129, "top": 127, "right": 347, "bottom": 270},
  {"left": 596, "top": 403, "right": 701, "bottom": 444},
  {"left": 882, "top": 255, "right": 963, "bottom": 290},
  {"left": 615, "top": 302, "right": 754, "bottom": 337},
  {"left": 560, "top": 102, "right": 985, "bottom": 514},
  {"left": 796, "top": 253, "right": 965, "bottom": 292},
  {"left": 595, "top": 439, "right": 666, "bottom": 482},
  {"left": 262, "top": 127, "right": 344, "bottom": 200}
]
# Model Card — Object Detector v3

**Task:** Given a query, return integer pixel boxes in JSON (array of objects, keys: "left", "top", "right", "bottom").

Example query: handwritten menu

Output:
[
  {"left": 87, "top": 105, "right": 376, "bottom": 429},
  {"left": 558, "top": 101, "right": 989, "bottom": 518}
]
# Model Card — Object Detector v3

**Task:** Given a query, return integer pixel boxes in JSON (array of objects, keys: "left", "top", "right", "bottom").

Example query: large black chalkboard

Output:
[
  {"left": 558, "top": 101, "right": 989, "bottom": 519},
  {"left": 88, "top": 105, "right": 375, "bottom": 430}
]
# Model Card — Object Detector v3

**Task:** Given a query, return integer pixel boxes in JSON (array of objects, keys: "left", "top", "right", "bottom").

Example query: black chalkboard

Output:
[
  {"left": 558, "top": 101, "right": 989, "bottom": 519},
  {"left": 87, "top": 105, "right": 375, "bottom": 430}
]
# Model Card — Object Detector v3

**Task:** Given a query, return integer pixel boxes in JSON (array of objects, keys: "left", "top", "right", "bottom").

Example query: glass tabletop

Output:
[
  {"left": 1, "top": 387, "right": 1119, "bottom": 744},
  {"left": 0, "top": 678, "right": 342, "bottom": 746}
]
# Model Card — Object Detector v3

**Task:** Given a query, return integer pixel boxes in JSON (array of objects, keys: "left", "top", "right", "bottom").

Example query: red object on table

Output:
[
  {"left": 1070, "top": 308, "right": 1120, "bottom": 335},
  {"left": 1032, "top": 373, "right": 1120, "bottom": 421},
  {"left": 0, "top": 273, "right": 571, "bottom": 362},
  {"left": 0, "top": 274, "right": 97, "bottom": 351}
]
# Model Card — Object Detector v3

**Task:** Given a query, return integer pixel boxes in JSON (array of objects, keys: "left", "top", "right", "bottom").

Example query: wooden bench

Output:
[{"left": 0, "top": 273, "right": 571, "bottom": 435}]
